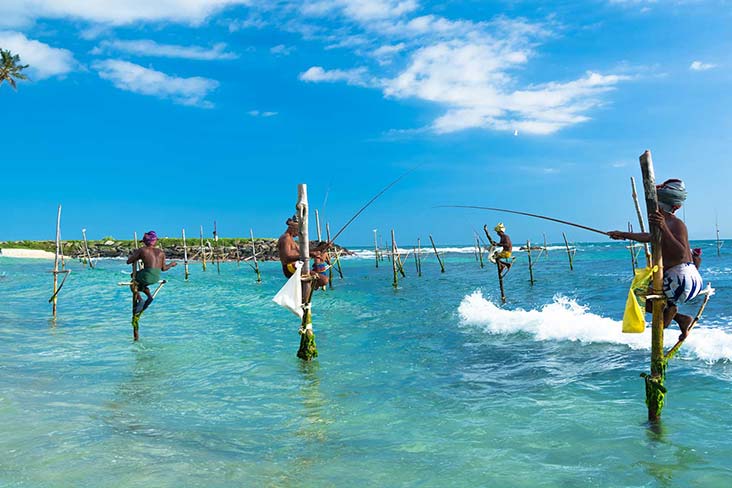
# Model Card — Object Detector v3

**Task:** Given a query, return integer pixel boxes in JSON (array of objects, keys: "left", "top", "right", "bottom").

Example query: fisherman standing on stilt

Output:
[
  {"left": 278, "top": 216, "right": 330, "bottom": 288},
  {"left": 608, "top": 179, "right": 703, "bottom": 340}
]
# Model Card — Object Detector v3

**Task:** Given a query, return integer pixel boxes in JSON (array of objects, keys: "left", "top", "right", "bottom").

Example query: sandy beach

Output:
[{"left": 0, "top": 248, "right": 61, "bottom": 259}]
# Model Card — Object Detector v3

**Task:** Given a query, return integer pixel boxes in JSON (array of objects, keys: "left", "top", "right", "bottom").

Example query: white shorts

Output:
[{"left": 663, "top": 262, "right": 703, "bottom": 305}]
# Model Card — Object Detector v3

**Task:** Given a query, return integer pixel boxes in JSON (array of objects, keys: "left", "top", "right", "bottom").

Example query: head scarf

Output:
[
  {"left": 656, "top": 179, "right": 686, "bottom": 212},
  {"left": 495, "top": 223, "right": 506, "bottom": 233},
  {"left": 286, "top": 215, "right": 299, "bottom": 226},
  {"left": 142, "top": 231, "right": 158, "bottom": 245}
]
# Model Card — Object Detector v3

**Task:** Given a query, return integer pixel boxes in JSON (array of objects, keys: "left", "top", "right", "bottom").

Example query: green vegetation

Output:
[
  {"left": 0, "top": 49, "right": 29, "bottom": 90},
  {"left": 0, "top": 238, "right": 275, "bottom": 253}
]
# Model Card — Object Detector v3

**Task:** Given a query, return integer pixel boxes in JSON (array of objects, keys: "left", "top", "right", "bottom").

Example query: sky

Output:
[{"left": 1, "top": 0, "right": 731, "bottom": 246}]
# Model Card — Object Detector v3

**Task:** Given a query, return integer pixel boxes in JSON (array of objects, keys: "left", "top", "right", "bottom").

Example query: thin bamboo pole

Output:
[
  {"left": 630, "top": 176, "right": 652, "bottom": 267},
  {"left": 716, "top": 217, "right": 722, "bottom": 257},
  {"left": 496, "top": 259, "right": 506, "bottom": 303},
  {"left": 182, "top": 228, "right": 190, "bottom": 280},
  {"left": 250, "top": 229, "right": 262, "bottom": 283},
  {"left": 527, "top": 240, "right": 535, "bottom": 285},
  {"left": 315, "top": 209, "right": 322, "bottom": 242},
  {"left": 213, "top": 220, "right": 221, "bottom": 274},
  {"left": 81, "top": 228, "right": 94, "bottom": 269},
  {"left": 235, "top": 241, "right": 240, "bottom": 267},
  {"left": 417, "top": 238, "right": 422, "bottom": 277},
  {"left": 373, "top": 229, "right": 379, "bottom": 268},
  {"left": 639, "top": 150, "right": 666, "bottom": 422},
  {"left": 543, "top": 233, "right": 548, "bottom": 259},
  {"left": 296, "top": 185, "right": 317, "bottom": 360},
  {"left": 199, "top": 225, "right": 207, "bottom": 271},
  {"left": 562, "top": 232, "right": 574, "bottom": 271},
  {"left": 131, "top": 231, "right": 140, "bottom": 340},
  {"left": 476, "top": 235, "right": 484, "bottom": 268},
  {"left": 429, "top": 235, "right": 445, "bottom": 273},
  {"left": 628, "top": 222, "right": 637, "bottom": 273},
  {"left": 326, "top": 222, "right": 343, "bottom": 279},
  {"left": 52, "top": 205, "right": 61, "bottom": 317},
  {"left": 391, "top": 229, "right": 398, "bottom": 288}
]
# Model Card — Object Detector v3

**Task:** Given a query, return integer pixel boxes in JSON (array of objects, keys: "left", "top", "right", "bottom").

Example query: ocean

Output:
[{"left": 1, "top": 241, "right": 731, "bottom": 487}]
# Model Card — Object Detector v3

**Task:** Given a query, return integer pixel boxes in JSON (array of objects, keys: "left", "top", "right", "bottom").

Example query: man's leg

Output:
[
  {"left": 674, "top": 310, "right": 693, "bottom": 340},
  {"left": 140, "top": 287, "right": 154, "bottom": 312}
]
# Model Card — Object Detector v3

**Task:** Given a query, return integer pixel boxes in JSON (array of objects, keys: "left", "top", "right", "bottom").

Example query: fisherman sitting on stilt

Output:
[
  {"left": 127, "top": 231, "right": 177, "bottom": 315},
  {"left": 608, "top": 179, "right": 703, "bottom": 340},
  {"left": 490, "top": 223, "right": 513, "bottom": 277},
  {"left": 278, "top": 216, "right": 330, "bottom": 288}
]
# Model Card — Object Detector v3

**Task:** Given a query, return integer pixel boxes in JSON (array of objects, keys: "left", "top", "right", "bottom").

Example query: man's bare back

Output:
[{"left": 128, "top": 246, "right": 167, "bottom": 269}]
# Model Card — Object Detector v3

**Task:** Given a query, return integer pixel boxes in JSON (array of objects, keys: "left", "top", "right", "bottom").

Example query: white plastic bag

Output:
[{"left": 272, "top": 261, "right": 303, "bottom": 318}]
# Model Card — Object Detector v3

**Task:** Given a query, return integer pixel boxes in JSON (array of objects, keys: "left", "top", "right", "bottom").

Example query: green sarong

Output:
[{"left": 135, "top": 267, "right": 161, "bottom": 287}]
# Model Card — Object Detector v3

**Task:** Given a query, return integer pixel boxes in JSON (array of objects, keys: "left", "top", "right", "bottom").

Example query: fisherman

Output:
[
  {"left": 608, "top": 179, "right": 703, "bottom": 340},
  {"left": 492, "top": 223, "right": 513, "bottom": 276},
  {"left": 126, "top": 231, "right": 177, "bottom": 315},
  {"left": 278, "top": 216, "right": 330, "bottom": 287}
]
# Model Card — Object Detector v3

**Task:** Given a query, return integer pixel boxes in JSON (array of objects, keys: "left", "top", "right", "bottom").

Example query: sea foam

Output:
[{"left": 458, "top": 290, "right": 732, "bottom": 362}]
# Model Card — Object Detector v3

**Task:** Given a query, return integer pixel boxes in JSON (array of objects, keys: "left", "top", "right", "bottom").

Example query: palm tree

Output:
[{"left": 0, "top": 49, "right": 29, "bottom": 90}]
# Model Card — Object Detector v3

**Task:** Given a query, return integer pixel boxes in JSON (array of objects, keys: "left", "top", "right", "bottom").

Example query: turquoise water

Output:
[{"left": 2, "top": 241, "right": 732, "bottom": 487}]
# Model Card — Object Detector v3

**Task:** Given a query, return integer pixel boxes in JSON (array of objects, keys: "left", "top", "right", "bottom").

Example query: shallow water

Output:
[{"left": 1, "top": 241, "right": 732, "bottom": 487}]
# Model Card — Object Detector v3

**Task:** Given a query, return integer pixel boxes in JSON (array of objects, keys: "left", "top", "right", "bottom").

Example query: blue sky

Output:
[{"left": 1, "top": 0, "right": 730, "bottom": 246}]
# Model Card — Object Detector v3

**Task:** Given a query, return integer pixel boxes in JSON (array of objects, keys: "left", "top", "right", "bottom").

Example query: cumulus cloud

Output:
[
  {"left": 0, "top": 0, "right": 251, "bottom": 28},
  {"left": 248, "top": 110, "right": 278, "bottom": 117},
  {"left": 270, "top": 44, "right": 294, "bottom": 56},
  {"left": 94, "top": 59, "right": 219, "bottom": 107},
  {"left": 301, "top": 0, "right": 419, "bottom": 22},
  {"left": 690, "top": 60, "right": 716, "bottom": 71},
  {"left": 0, "top": 30, "right": 76, "bottom": 79},
  {"left": 93, "top": 39, "right": 237, "bottom": 60},
  {"left": 299, "top": 66, "right": 370, "bottom": 86}
]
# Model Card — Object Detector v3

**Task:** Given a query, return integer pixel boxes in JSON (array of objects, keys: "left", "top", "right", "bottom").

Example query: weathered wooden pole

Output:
[
  {"left": 315, "top": 209, "right": 322, "bottom": 242},
  {"left": 628, "top": 222, "right": 637, "bottom": 273},
  {"left": 213, "top": 221, "right": 221, "bottom": 274},
  {"left": 476, "top": 235, "right": 485, "bottom": 268},
  {"left": 630, "top": 176, "right": 652, "bottom": 266},
  {"left": 543, "top": 233, "right": 548, "bottom": 259},
  {"left": 496, "top": 259, "right": 506, "bottom": 303},
  {"left": 81, "top": 228, "right": 94, "bottom": 269},
  {"left": 562, "top": 232, "right": 574, "bottom": 271},
  {"left": 199, "top": 225, "right": 207, "bottom": 271},
  {"left": 250, "top": 228, "right": 262, "bottom": 283},
  {"left": 182, "top": 228, "right": 190, "bottom": 280},
  {"left": 416, "top": 238, "right": 423, "bottom": 277},
  {"left": 234, "top": 240, "right": 241, "bottom": 267},
  {"left": 639, "top": 149, "right": 666, "bottom": 422},
  {"left": 391, "top": 229, "right": 399, "bottom": 288},
  {"left": 373, "top": 229, "right": 379, "bottom": 268},
  {"left": 429, "top": 234, "right": 445, "bottom": 273},
  {"left": 326, "top": 222, "right": 343, "bottom": 279},
  {"left": 296, "top": 184, "right": 318, "bottom": 360},
  {"left": 527, "top": 240, "right": 535, "bottom": 285},
  {"left": 716, "top": 217, "right": 722, "bottom": 257},
  {"left": 130, "top": 232, "right": 140, "bottom": 340},
  {"left": 52, "top": 205, "right": 62, "bottom": 317}
]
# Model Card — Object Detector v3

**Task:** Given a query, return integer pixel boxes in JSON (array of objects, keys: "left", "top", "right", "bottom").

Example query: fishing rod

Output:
[
  {"left": 328, "top": 168, "right": 416, "bottom": 244},
  {"left": 439, "top": 205, "right": 609, "bottom": 236}
]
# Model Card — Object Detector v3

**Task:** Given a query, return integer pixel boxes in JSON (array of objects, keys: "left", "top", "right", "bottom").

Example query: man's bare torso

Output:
[
  {"left": 663, "top": 213, "right": 692, "bottom": 268},
  {"left": 136, "top": 247, "right": 165, "bottom": 269}
]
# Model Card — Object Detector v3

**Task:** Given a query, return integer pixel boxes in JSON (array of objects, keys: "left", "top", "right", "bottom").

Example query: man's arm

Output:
[
  {"left": 126, "top": 248, "right": 141, "bottom": 264},
  {"left": 161, "top": 251, "right": 177, "bottom": 271},
  {"left": 607, "top": 230, "right": 651, "bottom": 242},
  {"left": 278, "top": 236, "right": 301, "bottom": 263}
]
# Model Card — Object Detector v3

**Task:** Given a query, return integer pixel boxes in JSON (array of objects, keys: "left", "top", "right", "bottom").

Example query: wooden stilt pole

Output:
[
  {"left": 373, "top": 229, "right": 379, "bottom": 268},
  {"left": 562, "top": 232, "right": 574, "bottom": 271},
  {"left": 131, "top": 232, "right": 140, "bottom": 340},
  {"left": 496, "top": 259, "right": 506, "bottom": 303},
  {"left": 429, "top": 235, "right": 445, "bottom": 273},
  {"left": 235, "top": 240, "right": 241, "bottom": 267},
  {"left": 631, "top": 176, "right": 652, "bottom": 266},
  {"left": 527, "top": 239, "right": 535, "bottom": 285},
  {"left": 296, "top": 184, "right": 317, "bottom": 360},
  {"left": 716, "top": 216, "right": 722, "bottom": 257},
  {"left": 182, "top": 228, "right": 190, "bottom": 280},
  {"left": 476, "top": 235, "right": 484, "bottom": 268},
  {"left": 639, "top": 150, "right": 666, "bottom": 422},
  {"left": 250, "top": 229, "right": 262, "bottom": 283},
  {"left": 326, "top": 222, "right": 343, "bottom": 279},
  {"left": 199, "top": 226, "right": 207, "bottom": 271},
  {"left": 391, "top": 229, "right": 398, "bottom": 288},
  {"left": 417, "top": 238, "right": 422, "bottom": 277},
  {"left": 52, "top": 205, "right": 61, "bottom": 318},
  {"left": 628, "top": 222, "right": 637, "bottom": 273},
  {"left": 81, "top": 228, "right": 94, "bottom": 269},
  {"left": 543, "top": 233, "right": 548, "bottom": 259},
  {"left": 213, "top": 221, "right": 221, "bottom": 274}
]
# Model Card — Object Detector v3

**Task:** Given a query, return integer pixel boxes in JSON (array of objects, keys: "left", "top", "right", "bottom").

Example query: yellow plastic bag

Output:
[{"left": 622, "top": 266, "right": 656, "bottom": 333}]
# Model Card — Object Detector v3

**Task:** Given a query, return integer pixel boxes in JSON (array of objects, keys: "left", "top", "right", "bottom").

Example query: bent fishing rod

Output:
[
  {"left": 327, "top": 168, "right": 417, "bottom": 245},
  {"left": 438, "top": 205, "right": 609, "bottom": 236}
]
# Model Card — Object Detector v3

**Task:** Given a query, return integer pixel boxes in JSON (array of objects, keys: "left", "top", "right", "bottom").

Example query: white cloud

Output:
[
  {"left": 270, "top": 44, "right": 294, "bottom": 56},
  {"left": 301, "top": 0, "right": 419, "bottom": 22},
  {"left": 0, "top": 0, "right": 251, "bottom": 28},
  {"left": 94, "top": 39, "right": 237, "bottom": 60},
  {"left": 690, "top": 60, "right": 716, "bottom": 71},
  {"left": 248, "top": 110, "right": 278, "bottom": 117},
  {"left": 0, "top": 30, "right": 76, "bottom": 79},
  {"left": 93, "top": 59, "right": 219, "bottom": 107},
  {"left": 299, "top": 66, "right": 370, "bottom": 86}
]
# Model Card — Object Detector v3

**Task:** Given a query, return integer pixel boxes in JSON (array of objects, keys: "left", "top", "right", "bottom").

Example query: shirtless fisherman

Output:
[
  {"left": 126, "top": 231, "right": 177, "bottom": 315},
  {"left": 489, "top": 222, "right": 513, "bottom": 276},
  {"left": 278, "top": 215, "right": 330, "bottom": 288},
  {"left": 608, "top": 179, "right": 703, "bottom": 340}
]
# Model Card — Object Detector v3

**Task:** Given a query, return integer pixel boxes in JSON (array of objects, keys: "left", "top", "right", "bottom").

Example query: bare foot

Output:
[{"left": 676, "top": 315, "right": 693, "bottom": 341}]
